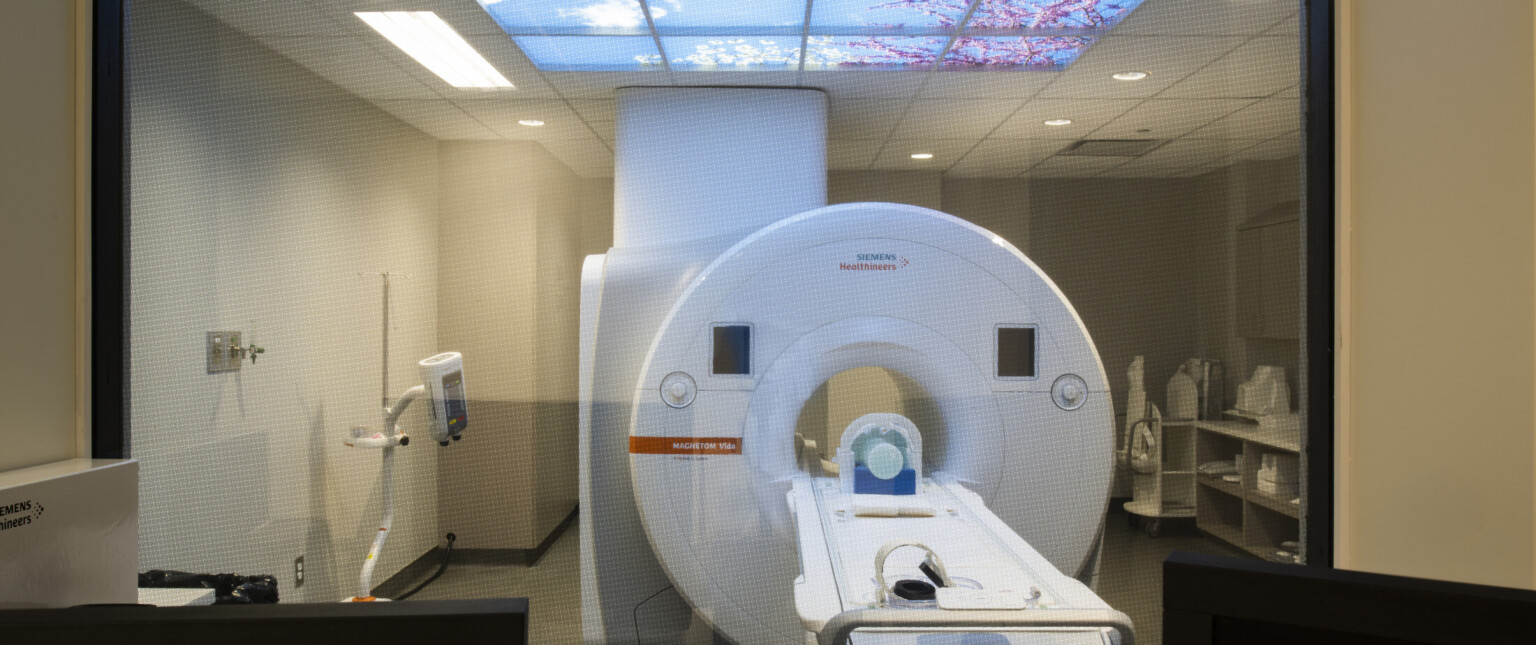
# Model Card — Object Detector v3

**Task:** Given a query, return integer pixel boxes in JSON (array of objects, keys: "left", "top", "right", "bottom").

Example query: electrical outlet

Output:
[
  {"left": 294, "top": 555, "right": 305, "bottom": 587},
  {"left": 207, "top": 331, "right": 242, "bottom": 373}
]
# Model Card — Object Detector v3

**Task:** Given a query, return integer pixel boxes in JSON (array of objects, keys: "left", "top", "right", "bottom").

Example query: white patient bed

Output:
[{"left": 789, "top": 474, "right": 1134, "bottom": 645}]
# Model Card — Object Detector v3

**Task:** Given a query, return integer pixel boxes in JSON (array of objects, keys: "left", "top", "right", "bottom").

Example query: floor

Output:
[{"left": 385, "top": 501, "right": 1249, "bottom": 644}]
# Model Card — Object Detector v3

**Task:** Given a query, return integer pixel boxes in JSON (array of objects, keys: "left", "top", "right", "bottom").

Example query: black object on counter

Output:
[{"left": 138, "top": 570, "right": 279, "bottom": 604}]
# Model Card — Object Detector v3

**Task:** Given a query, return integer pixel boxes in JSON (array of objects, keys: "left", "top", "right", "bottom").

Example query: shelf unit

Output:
[
  {"left": 1123, "top": 420, "right": 1198, "bottom": 535},
  {"left": 1194, "top": 418, "right": 1301, "bottom": 560}
]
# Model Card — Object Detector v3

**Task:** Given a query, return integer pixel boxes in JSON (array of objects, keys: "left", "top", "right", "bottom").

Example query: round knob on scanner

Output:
[
  {"left": 1052, "top": 373, "right": 1088, "bottom": 411},
  {"left": 659, "top": 371, "right": 697, "bottom": 408}
]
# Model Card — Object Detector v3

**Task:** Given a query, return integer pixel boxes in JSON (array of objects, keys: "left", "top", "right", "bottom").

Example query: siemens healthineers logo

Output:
[
  {"left": 0, "top": 499, "right": 43, "bottom": 532},
  {"left": 840, "top": 253, "right": 910, "bottom": 271}
]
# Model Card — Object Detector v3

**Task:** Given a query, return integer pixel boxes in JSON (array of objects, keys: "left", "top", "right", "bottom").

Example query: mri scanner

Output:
[{"left": 580, "top": 88, "right": 1132, "bottom": 644}]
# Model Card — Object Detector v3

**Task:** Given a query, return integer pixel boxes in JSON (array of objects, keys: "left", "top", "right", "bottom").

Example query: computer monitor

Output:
[
  {"left": 1164, "top": 551, "right": 1536, "bottom": 644},
  {"left": 0, "top": 598, "right": 528, "bottom": 645}
]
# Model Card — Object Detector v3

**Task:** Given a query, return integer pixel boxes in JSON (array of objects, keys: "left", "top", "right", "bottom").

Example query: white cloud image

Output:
[{"left": 559, "top": 0, "right": 667, "bottom": 29}]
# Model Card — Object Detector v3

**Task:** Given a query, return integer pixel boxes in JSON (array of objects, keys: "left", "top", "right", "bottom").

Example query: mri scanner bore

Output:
[{"left": 579, "top": 89, "right": 1131, "bottom": 645}]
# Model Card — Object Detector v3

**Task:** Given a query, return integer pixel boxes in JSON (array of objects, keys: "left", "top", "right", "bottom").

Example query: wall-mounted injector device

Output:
[
  {"left": 419, "top": 352, "right": 468, "bottom": 446},
  {"left": 343, "top": 351, "right": 469, "bottom": 602}
]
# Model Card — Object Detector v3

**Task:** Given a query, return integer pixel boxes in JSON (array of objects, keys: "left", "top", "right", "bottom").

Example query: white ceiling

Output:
[{"left": 184, "top": 0, "right": 1303, "bottom": 179}]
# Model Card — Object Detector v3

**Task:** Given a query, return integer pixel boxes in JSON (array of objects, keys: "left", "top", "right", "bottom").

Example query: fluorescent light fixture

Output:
[
  {"left": 910, "top": 153, "right": 934, "bottom": 159},
  {"left": 518, "top": 119, "right": 546, "bottom": 127},
  {"left": 1112, "top": 71, "right": 1149, "bottom": 81},
  {"left": 1043, "top": 118, "right": 1073, "bottom": 126},
  {"left": 356, "top": 12, "right": 513, "bottom": 89}
]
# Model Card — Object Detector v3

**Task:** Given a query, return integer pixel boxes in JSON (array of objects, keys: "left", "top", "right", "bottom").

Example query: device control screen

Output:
[
  {"left": 997, "top": 326, "right": 1036, "bottom": 378},
  {"left": 713, "top": 325, "right": 751, "bottom": 375},
  {"left": 442, "top": 370, "right": 467, "bottom": 430}
]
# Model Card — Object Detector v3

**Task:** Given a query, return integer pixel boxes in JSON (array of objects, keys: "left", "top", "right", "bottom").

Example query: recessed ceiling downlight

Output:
[
  {"left": 1043, "top": 118, "right": 1073, "bottom": 126},
  {"left": 910, "top": 153, "right": 934, "bottom": 159},
  {"left": 518, "top": 119, "right": 546, "bottom": 126},
  {"left": 1112, "top": 71, "right": 1149, "bottom": 81}
]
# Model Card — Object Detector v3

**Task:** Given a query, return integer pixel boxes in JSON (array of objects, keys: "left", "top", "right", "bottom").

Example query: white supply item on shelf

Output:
[
  {"left": 1259, "top": 453, "right": 1300, "bottom": 483},
  {"left": 1197, "top": 460, "right": 1238, "bottom": 476},
  {"left": 1167, "top": 362, "right": 1199, "bottom": 421},
  {"left": 1258, "top": 452, "right": 1301, "bottom": 497},
  {"left": 1257, "top": 477, "right": 1300, "bottom": 498},
  {"left": 1258, "top": 411, "right": 1301, "bottom": 433},
  {"left": 1236, "top": 365, "right": 1291, "bottom": 416},
  {"left": 1119, "top": 356, "right": 1147, "bottom": 472}
]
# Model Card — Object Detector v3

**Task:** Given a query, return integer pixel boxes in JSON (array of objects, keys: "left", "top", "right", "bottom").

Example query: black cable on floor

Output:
[{"left": 388, "top": 532, "right": 455, "bottom": 601}]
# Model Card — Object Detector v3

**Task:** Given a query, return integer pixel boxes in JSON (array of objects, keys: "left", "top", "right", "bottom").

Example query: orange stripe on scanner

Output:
[{"left": 629, "top": 436, "right": 742, "bottom": 455}]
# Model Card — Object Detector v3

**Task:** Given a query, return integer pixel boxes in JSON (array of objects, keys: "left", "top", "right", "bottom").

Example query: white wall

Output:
[
  {"left": 436, "top": 141, "right": 581, "bottom": 550},
  {"left": 1337, "top": 0, "right": 1536, "bottom": 590},
  {"left": 0, "top": 1, "right": 81, "bottom": 472},
  {"left": 129, "top": 0, "right": 441, "bottom": 601},
  {"left": 830, "top": 170, "right": 942, "bottom": 210}
]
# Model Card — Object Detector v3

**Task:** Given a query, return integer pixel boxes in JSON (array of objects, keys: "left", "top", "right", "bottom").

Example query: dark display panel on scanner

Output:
[
  {"left": 997, "top": 326, "right": 1036, "bottom": 378},
  {"left": 713, "top": 325, "right": 751, "bottom": 375}
]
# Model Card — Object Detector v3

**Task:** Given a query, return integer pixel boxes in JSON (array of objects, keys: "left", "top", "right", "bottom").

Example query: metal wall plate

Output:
[{"left": 207, "top": 331, "right": 241, "bottom": 373}]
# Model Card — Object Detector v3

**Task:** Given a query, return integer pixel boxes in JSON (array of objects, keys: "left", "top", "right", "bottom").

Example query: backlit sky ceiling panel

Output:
[
  {"left": 944, "top": 36, "right": 1095, "bottom": 68},
  {"left": 477, "top": 0, "right": 1145, "bottom": 71},
  {"left": 511, "top": 36, "right": 664, "bottom": 71}
]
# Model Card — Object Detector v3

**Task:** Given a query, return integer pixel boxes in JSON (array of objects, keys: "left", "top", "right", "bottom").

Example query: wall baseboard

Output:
[{"left": 373, "top": 506, "right": 580, "bottom": 599}]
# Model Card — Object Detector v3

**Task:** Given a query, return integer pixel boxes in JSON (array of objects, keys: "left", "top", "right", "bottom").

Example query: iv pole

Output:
[{"left": 345, "top": 271, "right": 418, "bottom": 602}]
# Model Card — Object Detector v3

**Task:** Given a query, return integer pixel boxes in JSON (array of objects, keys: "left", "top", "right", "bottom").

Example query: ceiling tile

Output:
[
  {"left": 1185, "top": 98, "right": 1300, "bottom": 139},
  {"left": 1267, "top": 11, "right": 1302, "bottom": 35},
  {"left": 1026, "top": 154, "right": 1128, "bottom": 177},
  {"left": 1235, "top": 136, "right": 1303, "bottom": 161},
  {"left": 542, "top": 138, "right": 615, "bottom": 173},
  {"left": 1095, "top": 158, "right": 1188, "bottom": 178},
  {"left": 186, "top": 0, "right": 351, "bottom": 37},
  {"left": 1132, "top": 138, "right": 1262, "bottom": 166},
  {"left": 1114, "top": 0, "right": 1298, "bottom": 36},
  {"left": 1038, "top": 36, "right": 1245, "bottom": 99},
  {"left": 259, "top": 37, "right": 441, "bottom": 100},
  {"left": 452, "top": 99, "right": 588, "bottom": 139},
  {"left": 1159, "top": 36, "right": 1300, "bottom": 99},
  {"left": 871, "top": 139, "right": 977, "bottom": 170},
  {"left": 566, "top": 99, "right": 617, "bottom": 122},
  {"left": 373, "top": 100, "right": 499, "bottom": 139},
  {"left": 829, "top": 99, "right": 909, "bottom": 140},
  {"left": 589, "top": 120, "right": 616, "bottom": 142},
  {"left": 543, "top": 71, "right": 668, "bottom": 98},
  {"left": 1094, "top": 98, "right": 1254, "bottom": 139},
  {"left": 991, "top": 98, "right": 1139, "bottom": 139},
  {"left": 946, "top": 139, "right": 1066, "bottom": 176},
  {"left": 830, "top": 140, "right": 883, "bottom": 170},
  {"left": 942, "top": 165, "right": 1024, "bottom": 179},
  {"left": 1174, "top": 165, "right": 1219, "bottom": 178},
  {"left": 800, "top": 72, "right": 929, "bottom": 99},
  {"left": 891, "top": 99, "right": 1022, "bottom": 140},
  {"left": 919, "top": 72, "right": 1054, "bottom": 99}
]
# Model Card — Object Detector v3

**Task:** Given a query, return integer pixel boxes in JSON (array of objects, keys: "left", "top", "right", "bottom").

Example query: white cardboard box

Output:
[{"left": 0, "top": 459, "right": 138, "bottom": 609}]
